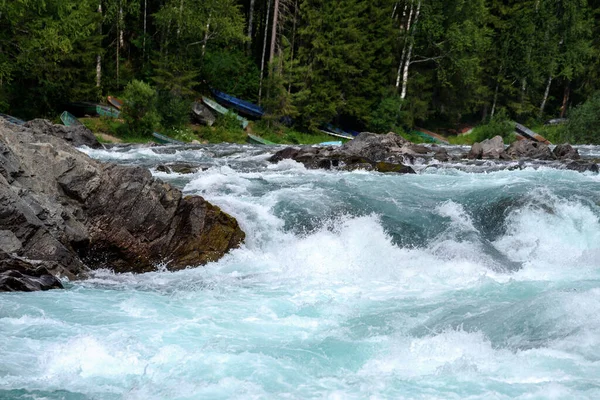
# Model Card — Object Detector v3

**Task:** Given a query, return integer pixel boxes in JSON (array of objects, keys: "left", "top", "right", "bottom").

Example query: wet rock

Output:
[
  {"left": 0, "top": 251, "right": 64, "bottom": 292},
  {"left": 564, "top": 161, "right": 599, "bottom": 173},
  {"left": 553, "top": 144, "right": 580, "bottom": 160},
  {"left": 269, "top": 147, "right": 300, "bottom": 163},
  {"left": 24, "top": 119, "right": 101, "bottom": 149},
  {"left": 468, "top": 136, "right": 506, "bottom": 160},
  {"left": 155, "top": 163, "right": 207, "bottom": 174},
  {"left": 0, "top": 119, "right": 245, "bottom": 288},
  {"left": 506, "top": 140, "right": 555, "bottom": 160},
  {"left": 332, "top": 132, "right": 409, "bottom": 162},
  {"left": 374, "top": 162, "right": 416, "bottom": 174}
]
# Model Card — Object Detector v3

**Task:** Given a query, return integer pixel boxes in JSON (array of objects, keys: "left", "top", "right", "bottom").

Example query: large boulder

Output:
[
  {"left": 334, "top": 132, "right": 410, "bottom": 162},
  {"left": 506, "top": 140, "right": 555, "bottom": 160},
  {"left": 0, "top": 119, "right": 245, "bottom": 287},
  {"left": 468, "top": 136, "right": 506, "bottom": 160},
  {"left": 553, "top": 143, "right": 580, "bottom": 160}
]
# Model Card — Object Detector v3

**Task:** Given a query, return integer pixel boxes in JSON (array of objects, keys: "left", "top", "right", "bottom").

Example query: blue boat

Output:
[
  {"left": 152, "top": 132, "right": 184, "bottom": 145},
  {"left": 326, "top": 124, "right": 360, "bottom": 138},
  {"left": 318, "top": 141, "right": 343, "bottom": 147},
  {"left": 211, "top": 89, "right": 265, "bottom": 118},
  {"left": 0, "top": 113, "right": 26, "bottom": 126}
]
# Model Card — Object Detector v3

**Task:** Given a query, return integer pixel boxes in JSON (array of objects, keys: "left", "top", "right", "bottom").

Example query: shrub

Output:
[
  {"left": 157, "top": 91, "right": 190, "bottom": 131},
  {"left": 122, "top": 80, "right": 160, "bottom": 136},
  {"left": 472, "top": 110, "right": 515, "bottom": 143},
  {"left": 563, "top": 92, "right": 600, "bottom": 144}
]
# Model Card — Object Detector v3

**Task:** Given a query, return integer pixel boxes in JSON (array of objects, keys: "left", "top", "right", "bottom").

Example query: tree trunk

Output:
[
  {"left": 247, "top": 0, "right": 256, "bottom": 51},
  {"left": 396, "top": 0, "right": 415, "bottom": 89},
  {"left": 143, "top": 0, "right": 147, "bottom": 61},
  {"left": 269, "top": 0, "right": 280, "bottom": 71},
  {"left": 491, "top": 80, "right": 500, "bottom": 118},
  {"left": 259, "top": 0, "right": 272, "bottom": 104},
  {"left": 400, "top": 0, "right": 421, "bottom": 100},
  {"left": 201, "top": 15, "right": 211, "bottom": 58},
  {"left": 96, "top": 3, "right": 102, "bottom": 88},
  {"left": 539, "top": 75, "right": 552, "bottom": 118},
  {"left": 560, "top": 82, "right": 570, "bottom": 118},
  {"left": 177, "top": 0, "right": 184, "bottom": 37},
  {"left": 288, "top": 0, "right": 299, "bottom": 94}
]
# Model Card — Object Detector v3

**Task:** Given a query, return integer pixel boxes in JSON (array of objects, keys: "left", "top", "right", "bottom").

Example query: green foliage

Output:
[
  {"left": 215, "top": 111, "right": 244, "bottom": 131},
  {"left": 157, "top": 91, "right": 191, "bottom": 131},
  {"left": 122, "top": 80, "right": 160, "bottom": 136},
  {"left": 369, "top": 95, "right": 404, "bottom": 133},
  {"left": 562, "top": 92, "right": 600, "bottom": 143},
  {"left": 203, "top": 50, "right": 260, "bottom": 102},
  {"left": 470, "top": 111, "right": 515, "bottom": 143}
]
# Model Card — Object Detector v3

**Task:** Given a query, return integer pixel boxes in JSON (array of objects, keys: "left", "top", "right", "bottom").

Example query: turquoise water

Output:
[{"left": 2, "top": 145, "right": 600, "bottom": 399}]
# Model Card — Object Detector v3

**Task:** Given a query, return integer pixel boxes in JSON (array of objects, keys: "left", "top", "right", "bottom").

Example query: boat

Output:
[
  {"left": 247, "top": 133, "right": 275, "bottom": 145},
  {"left": 515, "top": 123, "right": 552, "bottom": 144},
  {"left": 317, "top": 141, "right": 343, "bottom": 147},
  {"left": 0, "top": 113, "right": 26, "bottom": 126},
  {"left": 414, "top": 127, "right": 450, "bottom": 144},
  {"left": 202, "top": 97, "right": 249, "bottom": 129},
  {"left": 66, "top": 102, "right": 120, "bottom": 118},
  {"left": 60, "top": 111, "right": 83, "bottom": 127},
  {"left": 319, "top": 129, "right": 353, "bottom": 140},
  {"left": 212, "top": 89, "right": 265, "bottom": 118},
  {"left": 107, "top": 96, "right": 124, "bottom": 110},
  {"left": 326, "top": 124, "right": 359, "bottom": 138},
  {"left": 191, "top": 101, "right": 216, "bottom": 126},
  {"left": 152, "top": 132, "right": 184, "bottom": 145}
]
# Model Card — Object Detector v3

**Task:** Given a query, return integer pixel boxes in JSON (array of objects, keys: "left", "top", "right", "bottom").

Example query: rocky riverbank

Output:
[
  {"left": 0, "top": 120, "right": 245, "bottom": 292},
  {"left": 270, "top": 133, "right": 598, "bottom": 173}
]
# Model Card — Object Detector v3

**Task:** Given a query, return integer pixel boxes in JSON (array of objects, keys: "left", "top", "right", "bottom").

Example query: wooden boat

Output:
[
  {"left": 202, "top": 97, "right": 249, "bottom": 129},
  {"left": 247, "top": 133, "right": 275, "bottom": 145},
  {"left": 60, "top": 111, "right": 83, "bottom": 127},
  {"left": 192, "top": 101, "right": 216, "bottom": 126},
  {"left": 515, "top": 123, "right": 551, "bottom": 144},
  {"left": 319, "top": 129, "right": 354, "bottom": 140},
  {"left": 107, "top": 96, "right": 124, "bottom": 110},
  {"left": 212, "top": 89, "right": 265, "bottom": 118},
  {"left": 96, "top": 104, "right": 120, "bottom": 118},
  {"left": 152, "top": 132, "right": 184, "bottom": 145},
  {"left": 0, "top": 113, "right": 26, "bottom": 126},
  {"left": 415, "top": 127, "right": 450, "bottom": 144}
]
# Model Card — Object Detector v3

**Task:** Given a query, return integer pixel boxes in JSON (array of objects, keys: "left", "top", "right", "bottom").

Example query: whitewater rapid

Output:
[{"left": 2, "top": 144, "right": 600, "bottom": 399}]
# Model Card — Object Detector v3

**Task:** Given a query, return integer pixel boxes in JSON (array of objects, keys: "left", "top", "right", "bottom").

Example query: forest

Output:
[{"left": 1, "top": 0, "right": 600, "bottom": 142}]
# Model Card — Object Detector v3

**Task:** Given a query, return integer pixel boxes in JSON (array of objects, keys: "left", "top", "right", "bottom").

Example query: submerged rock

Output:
[{"left": 0, "top": 119, "right": 245, "bottom": 289}]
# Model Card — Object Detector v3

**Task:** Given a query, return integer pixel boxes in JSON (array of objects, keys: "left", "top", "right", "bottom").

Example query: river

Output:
[{"left": 1, "top": 143, "right": 600, "bottom": 399}]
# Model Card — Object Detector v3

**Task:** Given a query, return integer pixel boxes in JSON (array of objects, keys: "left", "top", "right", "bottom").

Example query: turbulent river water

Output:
[{"left": 2, "top": 144, "right": 600, "bottom": 399}]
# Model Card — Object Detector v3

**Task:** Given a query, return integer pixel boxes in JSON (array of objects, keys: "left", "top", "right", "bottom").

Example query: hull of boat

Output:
[
  {"left": 202, "top": 97, "right": 249, "bottom": 129},
  {"left": 319, "top": 129, "right": 353, "bottom": 140},
  {"left": 515, "top": 123, "right": 552, "bottom": 145},
  {"left": 212, "top": 90, "right": 265, "bottom": 118},
  {"left": 415, "top": 127, "right": 450, "bottom": 144},
  {"left": 247, "top": 134, "right": 275, "bottom": 145},
  {"left": 0, "top": 113, "right": 26, "bottom": 126},
  {"left": 60, "top": 111, "right": 83, "bottom": 127},
  {"left": 107, "top": 96, "right": 124, "bottom": 110},
  {"left": 152, "top": 132, "right": 184, "bottom": 145}
]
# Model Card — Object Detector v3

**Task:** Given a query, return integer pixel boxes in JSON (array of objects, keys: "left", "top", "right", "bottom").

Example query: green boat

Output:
[
  {"left": 202, "top": 97, "right": 249, "bottom": 129},
  {"left": 152, "top": 132, "right": 184, "bottom": 145},
  {"left": 66, "top": 102, "right": 120, "bottom": 118},
  {"left": 60, "top": 111, "right": 83, "bottom": 127},
  {"left": 247, "top": 133, "right": 275, "bottom": 145}
]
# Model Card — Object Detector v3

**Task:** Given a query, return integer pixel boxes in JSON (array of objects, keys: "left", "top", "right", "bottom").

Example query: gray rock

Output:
[
  {"left": 468, "top": 136, "right": 506, "bottom": 160},
  {"left": 553, "top": 144, "right": 580, "bottom": 160},
  {"left": 24, "top": 119, "right": 102, "bottom": 149},
  {"left": 0, "top": 251, "right": 64, "bottom": 292},
  {"left": 0, "top": 119, "right": 245, "bottom": 289},
  {"left": 565, "top": 161, "right": 599, "bottom": 173},
  {"left": 332, "top": 132, "right": 409, "bottom": 162},
  {"left": 506, "top": 140, "right": 555, "bottom": 160}
]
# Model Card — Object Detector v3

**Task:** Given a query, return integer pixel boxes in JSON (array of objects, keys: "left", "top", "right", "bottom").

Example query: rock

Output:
[
  {"left": 0, "top": 119, "right": 245, "bottom": 288},
  {"left": 24, "top": 119, "right": 102, "bottom": 149},
  {"left": 0, "top": 251, "right": 63, "bottom": 292},
  {"left": 506, "top": 140, "right": 555, "bottom": 160},
  {"left": 333, "top": 132, "right": 409, "bottom": 162},
  {"left": 565, "top": 161, "right": 599, "bottom": 173},
  {"left": 553, "top": 144, "right": 580, "bottom": 160},
  {"left": 373, "top": 162, "right": 416, "bottom": 174},
  {"left": 269, "top": 147, "right": 300, "bottom": 163},
  {"left": 155, "top": 163, "right": 207, "bottom": 174},
  {"left": 468, "top": 136, "right": 506, "bottom": 160}
]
